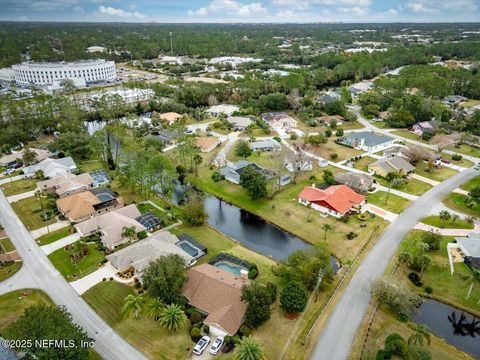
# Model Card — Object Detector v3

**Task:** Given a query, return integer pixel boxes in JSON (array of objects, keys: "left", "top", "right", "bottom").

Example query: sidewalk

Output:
[
  {"left": 453, "top": 188, "right": 469, "bottom": 196},
  {"left": 363, "top": 203, "right": 398, "bottom": 222},
  {"left": 7, "top": 190, "right": 36, "bottom": 203},
  {"left": 409, "top": 173, "right": 440, "bottom": 186},
  {"left": 413, "top": 222, "right": 478, "bottom": 236},
  {"left": 40, "top": 233, "right": 81, "bottom": 255},
  {"left": 30, "top": 220, "right": 71, "bottom": 239},
  {"left": 375, "top": 184, "right": 418, "bottom": 201},
  {"left": 0, "top": 175, "right": 24, "bottom": 185}
]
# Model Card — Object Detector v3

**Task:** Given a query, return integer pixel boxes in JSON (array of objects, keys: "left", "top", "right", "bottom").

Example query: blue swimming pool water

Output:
[
  {"left": 179, "top": 242, "right": 199, "bottom": 257},
  {"left": 215, "top": 262, "right": 242, "bottom": 276}
]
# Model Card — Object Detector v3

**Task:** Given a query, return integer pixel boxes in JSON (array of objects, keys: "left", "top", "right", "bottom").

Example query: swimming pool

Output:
[
  {"left": 179, "top": 242, "right": 199, "bottom": 257},
  {"left": 215, "top": 261, "right": 242, "bottom": 276}
]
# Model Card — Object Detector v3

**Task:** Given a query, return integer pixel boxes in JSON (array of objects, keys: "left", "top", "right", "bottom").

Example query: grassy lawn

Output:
[
  {"left": 0, "top": 289, "right": 53, "bottom": 332},
  {"left": 415, "top": 163, "right": 458, "bottom": 182},
  {"left": 226, "top": 145, "right": 287, "bottom": 172},
  {"left": 137, "top": 202, "right": 165, "bottom": 219},
  {"left": 367, "top": 191, "right": 411, "bottom": 214},
  {"left": 110, "top": 179, "right": 144, "bottom": 205},
  {"left": 77, "top": 159, "right": 105, "bottom": 173},
  {"left": 48, "top": 242, "right": 106, "bottom": 281},
  {"left": 304, "top": 139, "right": 364, "bottom": 162},
  {"left": 374, "top": 176, "right": 432, "bottom": 196},
  {"left": 421, "top": 215, "right": 474, "bottom": 229},
  {"left": 460, "top": 176, "right": 480, "bottom": 191},
  {"left": 391, "top": 130, "right": 427, "bottom": 143},
  {"left": 0, "top": 262, "right": 22, "bottom": 282},
  {"left": 36, "top": 226, "right": 75, "bottom": 246},
  {"left": 11, "top": 196, "right": 57, "bottom": 230},
  {"left": 447, "top": 144, "right": 480, "bottom": 158},
  {"left": 443, "top": 152, "right": 474, "bottom": 168},
  {"left": 358, "top": 307, "right": 474, "bottom": 360},
  {"left": 353, "top": 156, "right": 377, "bottom": 171},
  {"left": 444, "top": 193, "right": 480, "bottom": 217},
  {"left": 195, "top": 166, "right": 388, "bottom": 264},
  {"left": 0, "top": 238, "right": 15, "bottom": 252},
  {"left": 1, "top": 179, "right": 36, "bottom": 196},
  {"left": 395, "top": 230, "right": 480, "bottom": 315}
]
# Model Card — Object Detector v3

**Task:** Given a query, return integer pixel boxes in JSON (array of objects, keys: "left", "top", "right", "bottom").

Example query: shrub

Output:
[
  {"left": 408, "top": 272, "right": 423, "bottom": 287},
  {"left": 273, "top": 136, "right": 282, "bottom": 143},
  {"left": 137, "top": 230, "right": 148, "bottom": 240},
  {"left": 375, "top": 350, "right": 392, "bottom": 360},
  {"left": 335, "top": 129, "right": 344, "bottom": 137},
  {"left": 330, "top": 153, "right": 338, "bottom": 160},
  {"left": 346, "top": 231, "right": 358, "bottom": 240},
  {"left": 239, "top": 325, "right": 251, "bottom": 337},
  {"left": 102, "top": 278, "right": 106, "bottom": 282},
  {"left": 211, "top": 171, "right": 224, "bottom": 182},
  {"left": 324, "top": 129, "right": 332, "bottom": 138},
  {"left": 190, "top": 327, "right": 202, "bottom": 342},
  {"left": 203, "top": 324, "right": 209, "bottom": 333},
  {"left": 109, "top": 277, "right": 113, "bottom": 281},
  {"left": 385, "top": 333, "right": 408, "bottom": 357},
  {"left": 280, "top": 281, "right": 308, "bottom": 313},
  {"left": 425, "top": 286, "right": 433, "bottom": 294},
  {"left": 309, "top": 175, "right": 316, "bottom": 181},
  {"left": 248, "top": 268, "right": 258, "bottom": 280},
  {"left": 265, "top": 282, "right": 277, "bottom": 303},
  {"left": 190, "top": 311, "right": 202, "bottom": 324},
  {"left": 452, "top": 154, "right": 462, "bottom": 161},
  {"left": 421, "top": 232, "right": 441, "bottom": 251},
  {"left": 357, "top": 213, "right": 369, "bottom": 221},
  {"left": 290, "top": 134, "right": 298, "bottom": 140}
]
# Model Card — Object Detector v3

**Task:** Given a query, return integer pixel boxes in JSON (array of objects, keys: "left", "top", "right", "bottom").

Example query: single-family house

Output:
[
  {"left": 411, "top": 121, "right": 436, "bottom": 137},
  {"left": 75, "top": 204, "right": 146, "bottom": 250},
  {"left": 334, "top": 172, "right": 374, "bottom": 194},
  {"left": 23, "top": 156, "right": 77, "bottom": 178},
  {"left": 278, "top": 175, "right": 292, "bottom": 187},
  {"left": 151, "top": 129, "right": 183, "bottom": 145},
  {"left": 226, "top": 116, "right": 253, "bottom": 130},
  {"left": 348, "top": 81, "right": 373, "bottom": 97},
  {"left": 337, "top": 132, "right": 396, "bottom": 153},
  {"left": 0, "top": 148, "right": 52, "bottom": 167},
  {"left": 160, "top": 112, "right": 183, "bottom": 124},
  {"left": 182, "top": 263, "right": 249, "bottom": 337},
  {"left": 261, "top": 112, "right": 297, "bottom": 129},
  {"left": 37, "top": 172, "right": 93, "bottom": 198},
  {"left": 107, "top": 232, "right": 194, "bottom": 278},
  {"left": 220, "top": 160, "right": 271, "bottom": 185},
  {"left": 448, "top": 235, "right": 480, "bottom": 274},
  {"left": 368, "top": 156, "right": 415, "bottom": 177},
  {"left": 444, "top": 95, "right": 467, "bottom": 106},
  {"left": 250, "top": 138, "right": 281, "bottom": 152},
  {"left": 374, "top": 111, "right": 390, "bottom": 122},
  {"left": 56, "top": 188, "right": 123, "bottom": 222},
  {"left": 196, "top": 137, "right": 220, "bottom": 153},
  {"left": 316, "top": 115, "right": 343, "bottom": 126},
  {"left": 206, "top": 104, "right": 240, "bottom": 117},
  {"left": 284, "top": 157, "right": 313, "bottom": 173},
  {"left": 298, "top": 184, "right": 365, "bottom": 218},
  {"left": 317, "top": 91, "right": 341, "bottom": 104}
]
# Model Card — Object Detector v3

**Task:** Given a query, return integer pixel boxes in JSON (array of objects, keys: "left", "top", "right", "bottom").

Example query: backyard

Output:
[
  {"left": 48, "top": 242, "right": 106, "bottom": 281},
  {"left": 11, "top": 196, "right": 57, "bottom": 230},
  {"left": 1, "top": 178, "right": 36, "bottom": 196},
  {"left": 367, "top": 191, "right": 412, "bottom": 214},
  {"left": 303, "top": 139, "right": 364, "bottom": 162},
  {"left": 353, "top": 156, "right": 376, "bottom": 171}
]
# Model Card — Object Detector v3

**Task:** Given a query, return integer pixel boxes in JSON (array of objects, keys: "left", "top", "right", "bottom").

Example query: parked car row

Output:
[{"left": 193, "top": 335, "right": 224, "bottom": 356}]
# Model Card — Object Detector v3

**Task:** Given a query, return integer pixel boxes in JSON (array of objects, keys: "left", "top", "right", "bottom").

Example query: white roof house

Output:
[
  {"left": 107, "top": 231, "right": 194, "bottom": 277},
  {"left": 86, "top": 46, "right": 106, "bottom": 53},
  {"left": 226, "top": 116, "right": 253, "bottom": 129},
  {"left": 250, "top": 139, "right": 282, "bottom": 152},
  {"left": 24, "top": 157, "right": 77, "bottom": 179},
  {"left": 206, "top": 104, "right": 240, "bottom": 117},
  {"left": 0, "top": 148, "right": 52, "bottom": 167}
]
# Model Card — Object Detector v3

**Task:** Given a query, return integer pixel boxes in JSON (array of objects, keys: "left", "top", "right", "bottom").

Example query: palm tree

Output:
[
  {"left": 322, "top": 224, "right": 332, "bottom": 241},
  {"left": 146, "top": 297, "right": 164, "bottom": 321},
  {"left": 465, "top": 269, "right": 480, "bottom": 300},
  {"left": 159, "top": 304, "right": 187, "bottom": 332},
  {"left": 121, "top": 226, "right": 137, "bottom": 242},
  {"left": 439, "top": 210, "right": 451, "bottom": 224},
  {"left": 408, "top": 324, "right": 431, "bottom": 347},
  {"left": 122, "top": 294, "right": 145, "bottom": 320},
  {"left": 451, "top": 214, "right": 460, "bottom": 225},
  {"left": 236, "top": 336, "right": 265, "bottom": 360}
]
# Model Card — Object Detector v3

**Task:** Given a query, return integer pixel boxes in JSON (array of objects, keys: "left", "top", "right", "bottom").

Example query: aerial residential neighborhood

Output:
[{"left": 1, "top": 3, "right": 480, "bottom": 360}]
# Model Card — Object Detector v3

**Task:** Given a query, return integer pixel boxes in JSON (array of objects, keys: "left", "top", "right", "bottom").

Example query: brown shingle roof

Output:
[
  {"left": 56, "top": 191, "right": 101, "bottom": 221},
  {"left": 182, "top": 263, "right": 249, "bottom": 335}
]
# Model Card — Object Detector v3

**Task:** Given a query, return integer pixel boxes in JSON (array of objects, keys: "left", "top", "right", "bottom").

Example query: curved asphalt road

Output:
[
  {"left": 311, "top": 113, "right": 479, "bottom": 359},
  {"left": 0, "top": 191, "right": 148, "bottom": 360}
]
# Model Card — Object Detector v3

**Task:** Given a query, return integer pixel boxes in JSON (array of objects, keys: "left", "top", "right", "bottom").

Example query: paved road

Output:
[
  {"left": 0, "top": 191, "right": 148, "bottom": 360},
  {"left": 311, "top": 167, "right": 478, "bottom": 360}
]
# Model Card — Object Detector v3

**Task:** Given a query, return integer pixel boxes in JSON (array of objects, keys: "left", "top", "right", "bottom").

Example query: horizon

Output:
[{"left": 1, "top": 0, "right": 480, "bottom": 23}]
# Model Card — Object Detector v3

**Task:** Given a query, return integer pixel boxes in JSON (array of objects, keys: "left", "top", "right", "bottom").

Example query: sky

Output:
[{"left": 1, "top": 0, "right": 480, "bottom": 23}]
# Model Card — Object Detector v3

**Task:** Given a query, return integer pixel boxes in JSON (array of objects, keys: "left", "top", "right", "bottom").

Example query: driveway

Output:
[
  {"left": 310, "top": 167, "right": 478, "bottom": 360},
  {"left": 41, "top": 232, "right": 81, "bottom": 255},
  {"left": 70, "top": 263, "right": 118, "bottom": 295},
  {"left": 0, "top": 190, "right": 148, "bottom": 360},
  {"left": 0, "top": 175, "right": 24, "bottom": 185},
  {"left": 30, "top": 220, "right": 71, "bottom": 239},
  {"left": 6, "top": 190, "right": 36, "bottom": 203}
]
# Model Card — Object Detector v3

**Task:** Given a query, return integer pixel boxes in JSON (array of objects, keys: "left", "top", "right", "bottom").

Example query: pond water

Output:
[
  {"left": 411, "top": 299, "right": 480, "bottom": 359},
  {"left": 204, "top": 196, "right": 340, "bottom": 272}
]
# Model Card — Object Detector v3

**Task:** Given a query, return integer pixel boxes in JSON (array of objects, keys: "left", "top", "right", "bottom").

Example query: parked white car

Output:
[
  {"left": 193, "top": 336, "right": 211, "bottom": 355},
  {"left": 3, "top": 168, "right": 14, "bottom": 176},
  {"left": 209, "top": 336, "right": 224, "bottom": 355}
]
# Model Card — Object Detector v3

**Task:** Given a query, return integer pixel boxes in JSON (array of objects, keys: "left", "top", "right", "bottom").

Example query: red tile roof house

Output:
[{"left": 298, "top": 184, "right": 365, "bottom": 218}]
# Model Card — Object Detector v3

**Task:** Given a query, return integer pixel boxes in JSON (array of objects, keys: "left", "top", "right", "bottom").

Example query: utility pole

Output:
[{"left": 169, "top": 32, "right": 173, "bottom": 54}]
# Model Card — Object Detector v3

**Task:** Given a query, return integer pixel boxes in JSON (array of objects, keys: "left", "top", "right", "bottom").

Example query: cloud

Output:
[
  {"left": 73, "top": 6, "right": 84, "bottom": 13},
  {"left": 339, "top": 6, "right": 368, "bottom": 15},
  {"left": 406, "top": 0, "right": 477, "bottom": 14},
  {"left": 98, "top": 5, "right": 146, "bottom": 19},
  {"left": 2, "top": 0, "right": 78, "bottom": 11},
  {"left": 190, "top": 0, "right": 267, "bottom": 17}
]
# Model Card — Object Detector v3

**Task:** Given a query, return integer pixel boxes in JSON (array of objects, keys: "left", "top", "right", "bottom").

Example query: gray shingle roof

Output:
[
  {"left": 370, "top": 156, "right": 415, "bottom": 174},
  {"left": 344, "top": 131, "right": 394, "bottom": 147},
  {"left": 456, "top": 235, "right": 480, "bottom": 258}
]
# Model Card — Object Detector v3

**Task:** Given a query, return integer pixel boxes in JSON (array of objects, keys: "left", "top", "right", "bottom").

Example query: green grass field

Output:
[
  {"left": 0, "top": 238, "right": 15, "bottom": 252},
  {"left": 0, "top": 262, "right": 22, "bottom": 282},
  {"left": 36, "top": 226, "right": 75, "bottom": 245},
  {"left": 367, "top": 191, "right": 411, "bottom": 214},
  {"left": 1, "top": 179, "right": 36, "bottom": 196},
  {"left": 11, "top": 196, "right": 57, "bottom": 230},
  {"left": 354, "top": 156, "right": 377, "bottom": 172},
  {"left": 460, "top": 176, "right": 480, "bottom": 191},
  {"left": 48, "top": 242, "right": 106, "bottom": 281},
  {"left": 375, "top": 176, "right": 432, "bottom": 196},
  {"left": 421, "top": 215, "right": 474, "bottom": 229},
  {"left": 444, "top": 193, "right": 480, "bottom": 217},
  {"left": 415, "top": 163, "right": 458, "bottom": 182}
]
